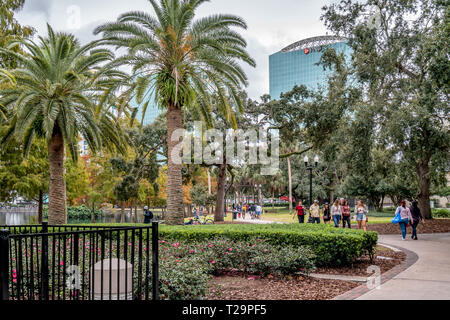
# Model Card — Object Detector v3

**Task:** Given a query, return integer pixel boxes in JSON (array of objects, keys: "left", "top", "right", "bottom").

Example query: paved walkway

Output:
[
  {"left": 356, "top": 233, "right": 450, "bottom": 300},
  {"left": 234, "top": 214, "right": 278, "bottom": 224}
]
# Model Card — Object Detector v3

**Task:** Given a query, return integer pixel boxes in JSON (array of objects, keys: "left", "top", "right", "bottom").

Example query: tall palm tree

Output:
[
  {"left": 0, "top": 25, "right": 126, "bottom": 224},
  {"left": 94, "top": 0, "right": 255, "bottom": 225}
]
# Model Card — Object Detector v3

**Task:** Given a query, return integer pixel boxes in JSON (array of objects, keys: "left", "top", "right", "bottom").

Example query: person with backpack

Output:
[
  {"left": 331, "top": 199, "right": 342, "bottom": 228},
  {"left": 341, "top": 199, "right": 351, "bottom": 228},
  {"left": 409, "top": 201, "right": 424, "bottom": 240},
  {"left": 292, "top": 201, "right": 306, "bottom": 224},
  {"left": 396, "top": 200, "right": 413, "bottom": 240},
  {"left": 143, "top": 206, "right": 154, "bottom": 224},
  {"left": 322, "top": 202, "right": 331, "bottom": 224}
]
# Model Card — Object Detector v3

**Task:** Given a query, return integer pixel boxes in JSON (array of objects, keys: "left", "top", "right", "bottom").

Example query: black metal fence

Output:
[{"left": 0, "top": 222, "right": 159, "bottom": 300}]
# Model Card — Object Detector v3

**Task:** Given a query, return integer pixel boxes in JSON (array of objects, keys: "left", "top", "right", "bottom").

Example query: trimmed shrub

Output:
[
  {"left": 43, "top": 205, "right": 103, "bottom": 220},
  {"left": 433, "top": 208, "right": 450, "bottom": 218},
  {"left": 158, "top": 224, "right": 377, "bottom": 267}
]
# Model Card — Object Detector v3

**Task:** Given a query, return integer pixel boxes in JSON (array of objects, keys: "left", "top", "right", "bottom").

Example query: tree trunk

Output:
[
  {"left": 91, "top": 202, "right": 96, "bottom": 224},
  {"left": 48, "top": 125, "right": 66, "bottom": 225},
  {"left": 38, "top": 190, "right": 43, "bottom": 224},
  {"left": 417, "top": 160, "right": 432, "bottom": 219},
  {"left": 215, "top": 160, "right": 227, "bottom": 222},
  {"left": 166, "top": 105, "right": 184, "bottom": 225},
  {"left": 134, "top": 201, "right": 138, "bottom": 223},
  {"left": 287, "top": 157, "right": 293, "bottom": 214},
  {"left": 121, "top": 202, "right": 125, "bottom": 223}
]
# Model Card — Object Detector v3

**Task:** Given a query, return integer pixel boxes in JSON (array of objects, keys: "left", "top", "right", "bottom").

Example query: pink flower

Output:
[
  {"left": 228, "top": 248, "right": 233, "bottom": 252},
  {"left": 175, "top": 260, "right": 179, "bottom": 263},
  {"left": 60, "top": 261, "right": 64, "bottom": 266},
  {"left": 173, "top": 243, "right": 179, "bottom": 248},
  {"left": 209, "top": 244, "right": 213, "bottom": 248},
  {"left": 190, "top": 249, "right": 194, "bottom": 254},
  {"left": 210, "top": 260, "right": 215, "bottom": 264}
]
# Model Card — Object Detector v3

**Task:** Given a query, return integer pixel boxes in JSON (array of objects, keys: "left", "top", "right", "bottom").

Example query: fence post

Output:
[
  {"left": 41, "top": 222, "right": 49, "bottom": 300},
  {"left": 0, "top": 229, "right": 10, "bottom": 300},
  {"left": 151, "top": 222, "right": 159, "bottom": 300}
]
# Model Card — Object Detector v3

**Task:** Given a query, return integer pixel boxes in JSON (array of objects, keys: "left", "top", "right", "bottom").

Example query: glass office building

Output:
[
  {"left": 131, "top": 88, "right": 162, "bottom": 126},
  {"left": 269, "top": 36, "right": 350, "bottom": 99}
]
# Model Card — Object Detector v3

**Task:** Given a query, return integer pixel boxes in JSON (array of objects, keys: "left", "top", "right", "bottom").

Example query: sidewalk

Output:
[
  {"left": 355, "top": 233, "right": 450, "bottom": 300},
  {"left": 234, "top": 214, "right": 278, "bottom": 224}
]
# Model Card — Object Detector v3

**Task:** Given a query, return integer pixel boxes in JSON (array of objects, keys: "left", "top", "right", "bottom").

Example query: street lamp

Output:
[{"left": 304, "top": 155, "right": 319, "bottom": 207}]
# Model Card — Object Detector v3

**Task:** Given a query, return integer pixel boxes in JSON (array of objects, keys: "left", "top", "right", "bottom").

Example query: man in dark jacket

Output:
[{"left": 143, "top": 206, "right": 154, "bottom": 224}]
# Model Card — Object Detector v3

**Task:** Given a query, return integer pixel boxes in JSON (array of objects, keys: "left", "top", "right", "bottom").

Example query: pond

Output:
[{"left": 0, "top": 209, "right": 163, "bottom": 225}]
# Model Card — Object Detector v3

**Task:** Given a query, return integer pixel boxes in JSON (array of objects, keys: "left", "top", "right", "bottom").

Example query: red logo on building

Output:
[{"left": 304, "top": 48, "right": 310, "bottom": 55}]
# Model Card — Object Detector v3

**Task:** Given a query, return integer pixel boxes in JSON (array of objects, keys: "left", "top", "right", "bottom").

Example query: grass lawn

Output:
[{"left": 261, "top": 208, "right": 394, "bottom": 224}]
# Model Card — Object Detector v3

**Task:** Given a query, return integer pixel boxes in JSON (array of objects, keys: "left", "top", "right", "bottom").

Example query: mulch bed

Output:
[
  {"left": 366, "top": 218, "right": 450, "bottom": 235},
  {"left": 207, "top": 275, "right": 359, "bottom": 300},
  {"left": 206, "top": 245, "right": 405, "bottom": 300},
  {"left": 314, "top": 245, "right": 405, "bottom": 276}
]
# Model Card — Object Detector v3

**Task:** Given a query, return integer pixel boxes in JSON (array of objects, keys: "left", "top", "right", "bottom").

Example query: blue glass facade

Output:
[
  {"left": 269, "top": 41, "right": 349, "bottom": 99},
  {"left": 131, "top": 88, "right": 161, "bottom": 126}
]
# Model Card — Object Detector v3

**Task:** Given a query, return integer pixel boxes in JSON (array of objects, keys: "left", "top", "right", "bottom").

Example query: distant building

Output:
[{"left": 269, "top": 35, "right": 350, "bottom": 99}]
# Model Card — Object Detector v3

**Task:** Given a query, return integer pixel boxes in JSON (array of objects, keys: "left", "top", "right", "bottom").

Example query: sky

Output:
[{"left": 16, "top": 0, "right": 335, "bottom": 100}]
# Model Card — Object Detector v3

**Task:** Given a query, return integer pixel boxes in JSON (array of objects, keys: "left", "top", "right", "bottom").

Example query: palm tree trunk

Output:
[
  {"left": 166, "top": 105, "right": 184, "bottom": 225},
  {"left": 48, "top": 125, "right": 66, "bottom": 225},
  {"left": 215, "top": 158, "right": 227, "bottom": 222}
]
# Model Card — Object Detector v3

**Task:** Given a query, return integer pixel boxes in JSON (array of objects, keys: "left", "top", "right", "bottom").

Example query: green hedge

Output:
[
  {"left": 433, "top": 208, "right": 450, "bottom": 218},
  {"left": 157, "top": 224, "right": 377, "bottom": 267},
  {"left": 7, "top": 223, "right": 377, "bottom": 267},
  {"left": 43, "top": 205, "right": 103, "bottom": 220}
]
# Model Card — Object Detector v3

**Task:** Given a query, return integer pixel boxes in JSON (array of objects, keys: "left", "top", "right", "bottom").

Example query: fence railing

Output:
[{"left": 0, "top": 222, "right": 159, "bottom": 300}]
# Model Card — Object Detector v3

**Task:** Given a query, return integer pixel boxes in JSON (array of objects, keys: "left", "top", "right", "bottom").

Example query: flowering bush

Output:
[{"left": 156, "top": 238, "right": 316, "bottom": 299}]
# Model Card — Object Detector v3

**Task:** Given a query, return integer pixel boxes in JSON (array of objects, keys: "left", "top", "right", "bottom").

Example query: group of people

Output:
[
  {"left": 233, "top": 203, "right": 263, "bottom": 220},
  {"left": 292, "top": 198, "right": 370, "bottom": 231},
  {"left": 192, "top": 206, "right": 207, "bottom": 219},
  {"left": 395, "top": 200, "right": 424, "bottom": 240}
]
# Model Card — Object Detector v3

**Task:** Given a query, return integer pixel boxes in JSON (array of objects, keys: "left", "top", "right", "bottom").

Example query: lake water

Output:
[{"left": 0, "top": 210, "right": 160, "bottom": 225}]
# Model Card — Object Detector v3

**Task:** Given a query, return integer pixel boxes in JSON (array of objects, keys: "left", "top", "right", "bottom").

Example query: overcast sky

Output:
[{"left": 16, "top": 0, "right": 335, "bottom": 100}]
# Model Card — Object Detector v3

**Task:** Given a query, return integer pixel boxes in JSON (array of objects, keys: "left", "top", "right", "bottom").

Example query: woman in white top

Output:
[
  {"left": 331, "top": 199, "right": 342, "bottom": 228},
  {"left": 355, "top": 200, "right": 368, "bottom": 232}
]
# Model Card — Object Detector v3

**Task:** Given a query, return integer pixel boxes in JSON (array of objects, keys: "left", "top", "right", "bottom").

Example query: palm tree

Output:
[
  {"left": 0, "top": 25, "right": 126, "bottom": 224},
  {"left": 94, "top": 0, "right": 255, "bottom": 225}
]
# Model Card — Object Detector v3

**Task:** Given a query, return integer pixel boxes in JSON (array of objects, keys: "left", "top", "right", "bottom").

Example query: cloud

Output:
[{"left": 22, "top": 0, "right": 53, "bottom": 19}]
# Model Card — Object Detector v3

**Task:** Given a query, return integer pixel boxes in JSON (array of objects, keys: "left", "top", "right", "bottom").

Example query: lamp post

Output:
[{"left": 304, "top": 155, "right": 319, "bottom": 207}]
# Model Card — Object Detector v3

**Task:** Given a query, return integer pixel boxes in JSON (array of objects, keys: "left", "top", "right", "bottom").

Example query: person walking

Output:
[
  {"left": 331, "top": 200, "right": 342, "bottom": 228},
  {"left": 143, "top": 206, "right": 154, "bottom": 224},
  {"left": 293, "top": 201, "right": 306, "bottom": 224},
  {"left": 409, "top": 201, "right": 424, "bottom": 240},
  {"left": 396, "top": 200, "right": 413, "bottom": 240},
  {"left": 341, "top": 199, "right": 351, "bottom": 228},
  {"left": 322, "top": 203, "right": 331, "bottom": 224},
  {"left": 242, "top": 204, "right": 247, "bottom": 220},
  {"left": 355, "top": 200, "right": 369, "bottom": 232},
  {"left": 256, "top": 204, "right": 262, "bottom": 219},
  {"left": 309, "top": 200, "right": 321, "bottom": 224}
]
